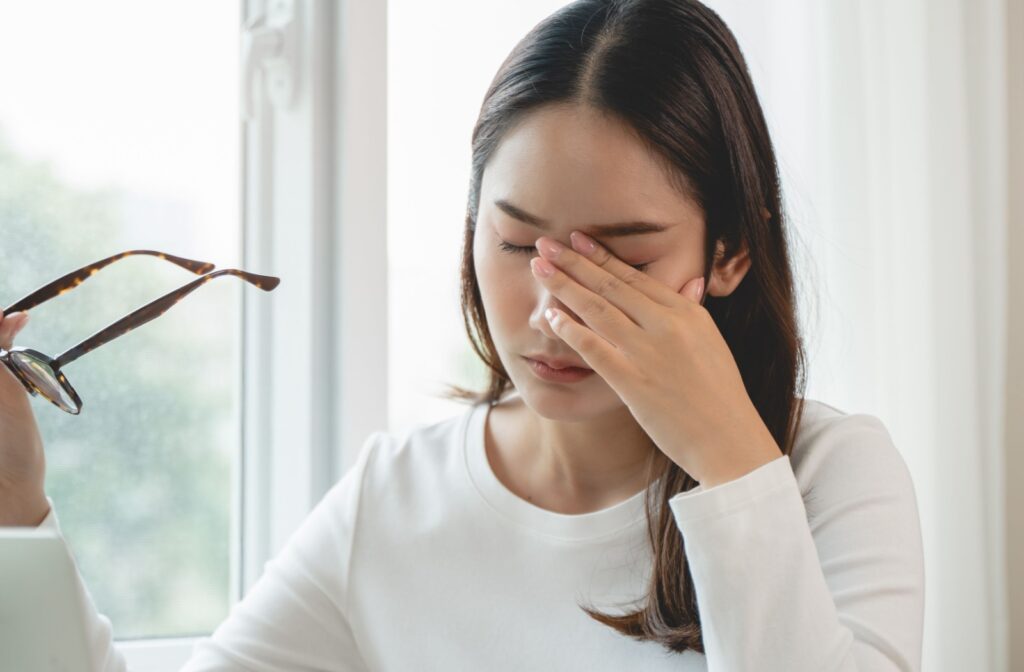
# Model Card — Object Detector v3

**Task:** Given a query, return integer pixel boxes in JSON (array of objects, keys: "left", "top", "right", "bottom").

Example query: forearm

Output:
[{"left": 696, "top": 421, "right": 782, "bottom": 489}]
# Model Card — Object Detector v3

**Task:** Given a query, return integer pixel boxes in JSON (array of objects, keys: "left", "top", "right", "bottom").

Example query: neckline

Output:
[{"left": 462, "top": 395, "right": 650, "bottom": 542}]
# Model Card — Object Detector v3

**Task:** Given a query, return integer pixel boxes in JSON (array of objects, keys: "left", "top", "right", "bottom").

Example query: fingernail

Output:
[
  {"left": 536, "top": 237, "right": 563, "bottom": 259},
  {"left": 570, "top": 231, "right": 597, "bottom": 254},
  {"left": 531, "top": 257, "right": 555, "bottom": 277}
]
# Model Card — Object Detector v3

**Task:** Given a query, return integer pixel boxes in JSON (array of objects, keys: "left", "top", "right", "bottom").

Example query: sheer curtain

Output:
[{"left": 705, "top": 0, "right": 1011, "bottom": 669}]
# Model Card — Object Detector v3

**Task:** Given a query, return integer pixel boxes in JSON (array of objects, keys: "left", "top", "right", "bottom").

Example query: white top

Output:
[{"left": 37, "top": 396, "right": 925, "bottom": 671}]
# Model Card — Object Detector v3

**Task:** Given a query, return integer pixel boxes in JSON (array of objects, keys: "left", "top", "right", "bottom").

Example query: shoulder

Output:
[
  {"left": 788, "top": 398, "right": 917, "bottom": 507},
  {"left": 345, "top": 402, "right": 481, "bottom": 491}
]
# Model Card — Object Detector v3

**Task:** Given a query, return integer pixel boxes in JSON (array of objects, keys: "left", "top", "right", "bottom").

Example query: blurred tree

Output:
[{"left": 0, "top": 128, "right": 236, "bottom": 638}]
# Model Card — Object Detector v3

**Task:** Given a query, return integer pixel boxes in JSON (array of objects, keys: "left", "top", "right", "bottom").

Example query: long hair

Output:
[{"left": 440, "top": 0, "right": 809, "bottom": 654}]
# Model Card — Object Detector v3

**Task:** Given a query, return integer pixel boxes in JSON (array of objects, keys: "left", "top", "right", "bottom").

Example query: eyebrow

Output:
[{"left": 493, "top": 199, "right": 674, "bottom": 238}]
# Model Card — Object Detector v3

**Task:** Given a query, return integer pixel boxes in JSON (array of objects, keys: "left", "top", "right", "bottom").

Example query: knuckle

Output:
[
  {"left": 620, "top": 268, "right": 644, "bottom": 286},
  {"left": 582, "top": 295, "right": 607, "bottom": 318},
  {"left": 577, "top": 329, "right": 599, "bottom": 352},
  {"left": 593, "top": 274, "right": 622, "bottom": 297},
  {"left": 594, "top": 246, "right": 614, "bottom": 265}
]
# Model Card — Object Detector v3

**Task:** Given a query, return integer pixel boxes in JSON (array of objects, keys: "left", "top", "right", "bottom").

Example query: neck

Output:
[{"left": 487, "top": 393, "right": 660, "bottom": 512}]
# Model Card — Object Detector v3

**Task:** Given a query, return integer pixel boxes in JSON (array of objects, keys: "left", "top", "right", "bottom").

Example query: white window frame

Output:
[{"left": 117, "top": 0, "right": 387, "bottom": 667}]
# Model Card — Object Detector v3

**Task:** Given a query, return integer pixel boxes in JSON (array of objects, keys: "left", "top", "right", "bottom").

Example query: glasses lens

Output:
[{"left": 9, "top": 351, "right": 77, "bottom": 413}]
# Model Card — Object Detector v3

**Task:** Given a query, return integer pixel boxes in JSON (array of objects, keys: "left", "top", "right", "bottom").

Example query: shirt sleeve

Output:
[
  {"left": 34, "top": 498, "right": 127, "bottom": 672},
  {"left": 35, "top": 430, "right": 383, "bottom": 672},
  {"left": 668, "top": 414, "right": 925, "bottom": 672},
  {"left": 183, "top": 432, "right": 379, "bottom": 671}
]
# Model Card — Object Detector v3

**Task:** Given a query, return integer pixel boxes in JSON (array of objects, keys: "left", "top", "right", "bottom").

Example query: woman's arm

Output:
[
  {"left": 34, "top": 500, "right": 127, "bottom": 672},
  {"left": 669, "top": 414, "right": 925, "bottom": 671},
  {"left": 36, "top": 431, "right": 384, "bottom": 672},
  {"left": 181, "top": 434, "right": 379, "bottom": 671}
]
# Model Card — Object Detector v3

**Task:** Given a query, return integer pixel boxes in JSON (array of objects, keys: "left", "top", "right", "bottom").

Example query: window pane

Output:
[
  {"left": 0, "top": 1, "right": 241, "bottom": 639},
  {"left": 387, "top": 1, "right": 569, "bottom": 434}
]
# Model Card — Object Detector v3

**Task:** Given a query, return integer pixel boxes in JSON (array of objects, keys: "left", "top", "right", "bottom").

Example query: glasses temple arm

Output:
[
  {"left": 3, "top": 251, "right": 216, "bottom": 315},
  {"left": 53, "top": 269, "right": 280, "bottom": 369}
]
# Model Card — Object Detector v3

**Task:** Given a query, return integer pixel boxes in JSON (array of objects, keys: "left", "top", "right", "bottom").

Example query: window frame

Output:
[{"left": 117, "top": 0, "right": 388, "bottom": 666}]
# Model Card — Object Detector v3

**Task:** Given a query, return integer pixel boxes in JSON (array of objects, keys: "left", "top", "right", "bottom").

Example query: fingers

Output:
[{"left": 0, "top": 311, "right": 29, "bottom": 351}]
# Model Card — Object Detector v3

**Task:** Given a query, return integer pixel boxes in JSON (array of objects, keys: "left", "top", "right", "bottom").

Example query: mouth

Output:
[
  {"left": 522, "top": 354, "right": 591, "bottom": 370},
  {"left": 523, "top": 356, "right": 595, "bottom": 383}
]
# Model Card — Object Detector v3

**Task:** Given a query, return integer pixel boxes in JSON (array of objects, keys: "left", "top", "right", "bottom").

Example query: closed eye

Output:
[{"left": 496, "top": 240, "right": 651, "bottom": 273}]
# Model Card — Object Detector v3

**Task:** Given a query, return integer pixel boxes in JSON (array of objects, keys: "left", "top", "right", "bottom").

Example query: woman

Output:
[{"left": 0, "top": 0, "right": 925, "bottom": 669}]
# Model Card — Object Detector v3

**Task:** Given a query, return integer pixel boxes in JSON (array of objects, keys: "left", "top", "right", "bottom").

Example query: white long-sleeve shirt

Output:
[{"left": 36, "top": 396, "right": 925, "bottom": 671}]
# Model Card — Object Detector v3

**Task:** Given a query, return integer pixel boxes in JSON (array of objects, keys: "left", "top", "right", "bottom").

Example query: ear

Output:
[{"left": 706, "top": 236, "right": 752, "bottom": 298}]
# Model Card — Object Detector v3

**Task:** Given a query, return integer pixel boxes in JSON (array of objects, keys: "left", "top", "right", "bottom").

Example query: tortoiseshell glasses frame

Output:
[{"left": 0, "top": 250, "right": 280, "bottom": 415}]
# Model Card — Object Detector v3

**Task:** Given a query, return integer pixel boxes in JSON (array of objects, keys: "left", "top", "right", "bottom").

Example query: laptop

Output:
[{"left": 0, "top": 527, "right": 92, "bottom": 671}]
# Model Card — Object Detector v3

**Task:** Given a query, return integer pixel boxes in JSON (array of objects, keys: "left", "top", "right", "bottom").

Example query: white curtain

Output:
[{"left": 705, "top": 1, "right": 1011, "bottom": 670}]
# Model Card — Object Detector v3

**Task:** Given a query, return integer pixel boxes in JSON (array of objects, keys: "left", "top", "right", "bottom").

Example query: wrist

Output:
[
  {"left": 0, "top": 489, "right": 51, "bottom": 527},
  {"left": 697, "top": 425, "right": 782, "bottom": 490}
]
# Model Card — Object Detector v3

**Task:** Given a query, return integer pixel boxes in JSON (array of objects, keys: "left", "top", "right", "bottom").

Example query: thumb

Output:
[{"left": 1, "top": 312, "right": 29, "bottom": 351}]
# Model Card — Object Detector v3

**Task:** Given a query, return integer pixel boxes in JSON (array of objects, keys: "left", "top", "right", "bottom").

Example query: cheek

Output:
[
  {"left": 474, "top": 233, "right": 504, "bottom": 293},
  {"left": 644, "top": 246, "right": 703, "bottom": 295},
  {"left": 474, "top": 236, "right": 535, "bottom": 329},
  {"left": 475, "top": 226, "right": 529, "bottom": 284},
  {"left": 645, "top": 267, "right": 681, "bottom": 294}
]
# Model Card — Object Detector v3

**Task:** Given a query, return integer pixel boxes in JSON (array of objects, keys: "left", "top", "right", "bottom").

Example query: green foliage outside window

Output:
[{"left": 0, "top": 130, "right": 237, "bottom": 639}]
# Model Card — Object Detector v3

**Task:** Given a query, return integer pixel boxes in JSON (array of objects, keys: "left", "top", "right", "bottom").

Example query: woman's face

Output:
[{"left": 473, "top": 103, "right": 709, "bottom": 420}]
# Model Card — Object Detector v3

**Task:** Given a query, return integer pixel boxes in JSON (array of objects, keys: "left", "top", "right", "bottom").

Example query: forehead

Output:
[{"left": 480, "top": 103, "right": 702, "bottom": 227}]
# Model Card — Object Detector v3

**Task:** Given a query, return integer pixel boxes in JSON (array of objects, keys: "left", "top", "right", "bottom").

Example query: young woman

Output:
[{"left": 0, "top": 0, "right": 924, "bottom": 669}]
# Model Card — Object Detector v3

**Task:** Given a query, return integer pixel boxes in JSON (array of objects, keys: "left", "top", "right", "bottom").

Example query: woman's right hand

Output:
[{"left": 0, "top": 309, "right": 50, "bottom": 526}]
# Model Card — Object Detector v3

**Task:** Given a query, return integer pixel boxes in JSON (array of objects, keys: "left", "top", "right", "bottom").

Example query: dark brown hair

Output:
[{"left": 441, "top": 0, "right": 808, "bottom": 654}]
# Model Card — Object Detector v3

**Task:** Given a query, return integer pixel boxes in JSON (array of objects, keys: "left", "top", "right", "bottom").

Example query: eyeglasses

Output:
[{"left": 0, "top": 250, "right": 280, "bottom": 415}]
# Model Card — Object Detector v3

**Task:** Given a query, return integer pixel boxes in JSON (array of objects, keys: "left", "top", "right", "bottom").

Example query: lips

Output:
[{"left": 524, "top": 354, "right": 591, "bottom": 370}]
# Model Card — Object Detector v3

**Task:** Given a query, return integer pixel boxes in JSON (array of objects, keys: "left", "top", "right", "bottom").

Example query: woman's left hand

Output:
[{"left": 531, "top": 230, "right": 782, "bottom": 488}]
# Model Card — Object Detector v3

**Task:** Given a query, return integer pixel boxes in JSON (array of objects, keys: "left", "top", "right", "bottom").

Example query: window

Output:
[
  {"left": 386, "top": 0, "right": 571, "bottom": 435},
  {"left": 0, "top": 0, "right": 242, "bottom": 644}
]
